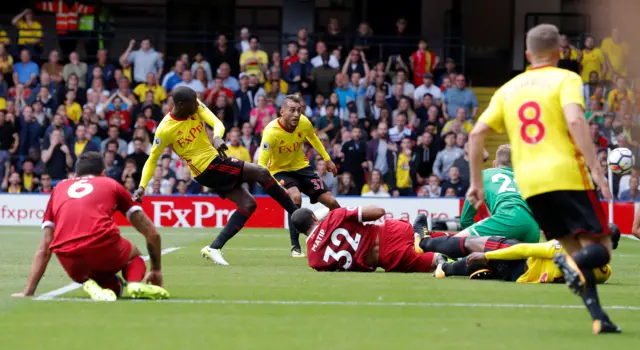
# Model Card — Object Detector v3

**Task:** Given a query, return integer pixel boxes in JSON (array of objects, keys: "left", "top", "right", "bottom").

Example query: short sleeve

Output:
[
  {"left": 342, "top": 207, "right": 363, "bottom": 222},
  {"left": 478, "top": 90, "right": 505, "bottom": 133},
  {"left": 114, "top": 181, "right": 142, "bottom": 219},
  {"left": 127, "top": 51, "right": 136, "bottom": 64},
  {"left": 560, "top": 73, "right": 585, "bottom": 109},
  {"left": 41, "top": 191, "right": 56, "bottom": 230}
]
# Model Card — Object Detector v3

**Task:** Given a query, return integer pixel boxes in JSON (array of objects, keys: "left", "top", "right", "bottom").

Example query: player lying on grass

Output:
[
  {"left": 12, "top": 152, "right": 168, "bottom": 301},
  {"left": 452, "top": 144, "right": 540, "bottom": 243},
  {"left": 421, "top": 223, "right": 620, "bottom": 284},
  {"left": 259, "top": 95, "right": 340, "bottom": 258},
  {"left": 291, "top": 206, "right": 438, "bottom": 272},
  {"left": 134, "top": 87, "right": 299, "bottom": 266}
]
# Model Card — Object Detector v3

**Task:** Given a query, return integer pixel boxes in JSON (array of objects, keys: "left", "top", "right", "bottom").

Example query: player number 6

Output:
[{"left": 67, "top": 179, "right": 95, "bottom": 199}]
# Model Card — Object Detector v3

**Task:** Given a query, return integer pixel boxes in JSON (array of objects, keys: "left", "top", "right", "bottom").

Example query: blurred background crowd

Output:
[{"left": 0, "top": 2, "right": 638, "bottom": 202}]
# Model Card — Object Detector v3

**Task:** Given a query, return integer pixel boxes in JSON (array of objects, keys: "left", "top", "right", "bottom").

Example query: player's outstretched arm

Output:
[
  {"left": 129, "top": 211, "right": 163, "bottom": 286},
  {"left": 14, "top": 227, "right": 54, "bottom": 297},
  {"left": 135, "top": 130, "right": 167, "bottom": 201},
  {"left": 197, "top": 100, "right": 225, "bottom": 138},
  {"left": 360, "top": 206, "right": 386, "bottom": 222}
]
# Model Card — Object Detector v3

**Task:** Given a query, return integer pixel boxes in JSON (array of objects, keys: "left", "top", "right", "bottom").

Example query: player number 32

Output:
[
  {"left": 323, "top": 228, "right": 362, "bottom": 270},
  {"left": 518, "top": 101, "right": 545, "bottom": 144}
]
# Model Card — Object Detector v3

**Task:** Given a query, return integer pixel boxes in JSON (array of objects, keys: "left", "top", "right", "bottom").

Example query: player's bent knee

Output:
[
  {"left": 242, "top": 197, "right": 258, "bottom": 214},
  {"left": 288, "top": 188, "right": 302, "bottom": 204}
]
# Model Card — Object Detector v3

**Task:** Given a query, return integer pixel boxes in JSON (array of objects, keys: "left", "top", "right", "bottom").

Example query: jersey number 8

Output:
[
  {"left": 323, "top": 228, "right": 362, "bottom": 270},
  {"left": 518, "top": 101, "right": 545, "bottom": 145}
]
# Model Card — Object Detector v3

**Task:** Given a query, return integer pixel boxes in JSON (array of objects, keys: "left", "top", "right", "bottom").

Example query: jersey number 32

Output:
[{"left": 323, "top": 228, "right": 362, "bottom": 270}]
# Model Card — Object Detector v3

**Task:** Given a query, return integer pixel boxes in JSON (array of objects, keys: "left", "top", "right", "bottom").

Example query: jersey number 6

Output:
[
  {"left": 518, "top": 101, "right": 545, "bottom": 145},
  {"left": 67, "top": 179, "right": 95, "bottom": 199},
  {"left": 323, "top": 228, "right": 362, "bottom": 270}
]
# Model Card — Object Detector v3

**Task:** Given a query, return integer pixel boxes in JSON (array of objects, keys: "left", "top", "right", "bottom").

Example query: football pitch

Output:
[{"left": 1, "top": 226, "right": 640, "bottom": 350}]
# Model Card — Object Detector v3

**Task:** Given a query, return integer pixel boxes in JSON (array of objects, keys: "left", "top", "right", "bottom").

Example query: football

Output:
[{"left": 608, "top": 147, "right": 635, "bottom": 175}]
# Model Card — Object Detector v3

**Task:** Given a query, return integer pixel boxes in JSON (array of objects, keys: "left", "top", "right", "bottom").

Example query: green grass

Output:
[{"left": 1, "top": 226, "right": 640, "bottom": 350}]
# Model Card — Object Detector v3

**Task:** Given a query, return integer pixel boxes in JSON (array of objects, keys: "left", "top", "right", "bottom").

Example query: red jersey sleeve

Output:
[
  {"left": 113, "top": 180, "right": 143, "bottom": 220},
  {"left": 340, "top": 207, "right": 363, "bottom": 222},
  {"left": 41, "top": 189, "right": 56, "bottom": 230}
]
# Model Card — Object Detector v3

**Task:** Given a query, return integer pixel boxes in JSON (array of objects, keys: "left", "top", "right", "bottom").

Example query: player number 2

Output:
[
  {"left": 491, "top": 173, "right": 518, "bottom": 194},
  {"left": 67, "top": 179, "right": 94, "bottom": 199},
  {"left": 518, "top": 101, "right": 545, "bottom": 144},
  {"left": 323, "top": 228, "right": 362, "bottom": 270}
]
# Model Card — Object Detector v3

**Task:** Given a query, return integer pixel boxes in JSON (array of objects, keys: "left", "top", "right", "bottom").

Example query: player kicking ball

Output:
[
  {"left": 467, "top": 24, "right": 619, "bottom": 333},
  {"left": 259, "top": 95, "right": 340, "bottom": 258},
  {"left": 12, "top": 152, "right": 168, "bottom": 301},
  {"left": 134, "top": 87, "right": 299, "bottom": 266},
  {"left": 291, "top": 206, "right": 438, "bottom": 273}
]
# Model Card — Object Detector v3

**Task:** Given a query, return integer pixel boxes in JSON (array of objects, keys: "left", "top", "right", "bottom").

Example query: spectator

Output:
[
  {"left": 218, "top": 62, "right": 240, "bottom": 92},
  {"left": 410, "top": 40, "right": 439, "bottom": 87},
  {"left": 443, "top": 74, "right": 478, "bottom": 120},
  {"left": 600, "top": 113, "right": 617, "bottom": 146},
  {"left": 423, "top": 174, "right": 442, "bottom": 197},
  {"left": 101, "top": 150, "right": 122, "bottom": 182},
  {"left": 353, "top": 22, "right": 374, "bottom": 58},
  {"left": 133, "top": 72, "right": 167, "bottom": 105},
  {"left": 580, "top": 35, "right": 605, "bottom": 84},
  {"left": 583, "top": 71, "right": 603, "bottom": 110},
  {"left": 590, "top": 123, "right": 608, "bottom": 149},
  {"left": 389, "top": 113, "right": 414, "bottom": 143},
  {"left": 64, "top": 90, "right": 82, "bottom": 125},
  {"left": 191, "top": 53, "right": 213, "bottom": 81},
  {"left": 442, "top": 107, "right": 473, "bottom": 134},
  {"left": 415, "top": 131, "right": 437, "bottom": 182},
  {"left": 267, "top": 79, "right": 286, "bottom": 108},
  {"left": 607, "top": 77, "right": 633, "bottom": 112},
  {"left": 1, "top": 171, "right": 24, "bottom": 193},
  {"left": 314, "top": 104, "right": 340, "bottom": 141},
  {"left": 36, "top": 171, "right": 53, "bottom": 193},
  {"left": 342, "top": 49, "right": 369, "bottom": 79},
  {"left": 557, "top": 34, "right": 579, "bottom": 74},
  {"left": 236, "top": 27, "right": 251, "bottom": 53},
  {"left": 392, "top": 69, "right": 415, "bottom": 97},
  {"left": 337, "top": 172, "right": 358, "bottom": 195},
  {"left": 224, "top": 129, "right": 250, "bottom": 162},
  {"left": 212, "top": 34, "right": 240, "bottom": 77},
  {"left": 436, "top": 58, "right": 457, "bottom": 86},
  {"left": 285, "top": 47, "right": 313, "bottom": 102},
  {"left": 121, "top": 175, "right": 136, "bottom": 193},
  {"left": 441, "top": 166, "right": 468, "bottom": 197},
  {"left": 100, "top": 125, "right": 128, "bottom": 156},
  {"left": 0, "top": 25, "right": 9, "bottom": 46},
  {"left": 107, "top": 95, "right": 132, "bottom": 131},
  {"left": 62, "top": 51, "right": 88, "bottom": 88},
  {"left": 393, "top": 137, "right": 414, "bottom": 196},
  {"left": 73, "top": 124, "right": 100, "bottom": 158},
  {"left": 311, "top": 41, "right": 340, "bottom": 69},
  {"left": 161, "top": 60, "right": 185, "bottom": 93},
  {"left": 0, "top": 111, "right": 18, "bottom": 176},
  {"left": 178, "top": 167, "right": 201, "bottom": 194},
  {"left": 44, "top": 113, "right": 74, "bottom": 147},
  {"left": 366, "top": 70, "right": 392, "bottom": 100},
  {"left": 92, "top": 49, "right": 116, "bottom": 85},
  {"left": 263, "top": 69, "right": 288, "bottom": 95},
  {"left": 239, "top": 122, "right": 259, "bottom": 156},
  {"left": 296, "top": 28, "right": 314, "bottom": 57},
  {"left": 310, "top": 54, "right": 339, "bottom": 98},
  {"left": 324, "top": 18, "right": 345, "bottom": 52},
  {"left": 619, "top": 176, "right": 640, "bottom": 201},
  {"left": 250, "top": 95, "right": 276, "bottom": 135},
  {"left": 361, "top": 169, "right": 390, "bottom": 197},
  {"left": 41, "top": 129, "right": 73, "bottom": 180},
  {"left": 42, "top": 50, "right": 63, "bottom": 84},
  {"left": 341, "top": 127, "right": 367, "bottom": 190},
  {"left": 392, "top": 96, "right": 417, "bottom": 126},
  {"left": 12, "top": 9, "right": 43, "bottom": 59},
  {"left": 443, "top": 187, "right": 457, "bottom": 197},
  {"left": 121, "top": 158, "right": 140, "bottom": 186},
  {"left": 367, "top": 122, "right": 395, "bottom": 184},
  {"left": 18, "top": 106, "right": 41, "bottom": 155},
  {"left": 413, "top": 72, "right": 442, "bottom": 104},
  {"left": 240, "top": 36, "right": 268, "bottom": 83},
  {"left": 120, "top": 38, "right": 164, "bottom": 85},
  {"left": 433, "top": 132, "right": 463, "bottom": 180},
  {"left": 173, "top": 70, "right": 205, "bottom": 94},
  {"left": 601, "top": 27, "right": 628, "bottom": 81},
  {"left": 333, "top": 73, "right": 355, "bottom": 112},
  {"left": 87, "top": 76, "right": 109, "bottom": 100},
  {"left": 345, "top": 111, "right": 365, "bottom": 133},
  {"left": 283, "top": 41, "right": 299, "bottom": 74},
  {"left": 13, "top": 49, "right": 39, "bottom": 87},
  {"left": 205, "top": 76, "right": 233, "bottom": 107},
  {"left": 159, "top": 154, "right": 176, "bottom": 180},
  {"left": 0, "top": 44, "right": 13, "bottom": 81},
  {"left": 233, "top": 73, "right": 253, "bottom": 125},
  {"left": 58, "top": 73, "right": 87, "bottom": 106}
]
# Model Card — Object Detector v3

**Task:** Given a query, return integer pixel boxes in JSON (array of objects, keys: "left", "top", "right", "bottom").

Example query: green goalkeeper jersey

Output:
[{"left": 460, "top": 167, "right": 534, "bottom": 229}]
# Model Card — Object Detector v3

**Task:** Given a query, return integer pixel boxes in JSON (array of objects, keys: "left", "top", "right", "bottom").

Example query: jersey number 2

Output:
[
  {"left": 491, "top": 173, "right": 518, "bottom": 194},
  {"left": 67, "top": 179, "right": 94, "bottom": 199},
  {"left": 518, "top": 101, "right": 545, "bottom": 144},
  {"left": 323, "top": 228, "right": 362, "bottom": 270}
]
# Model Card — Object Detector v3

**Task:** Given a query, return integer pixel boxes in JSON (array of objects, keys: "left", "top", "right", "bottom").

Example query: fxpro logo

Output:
[
  {"left": 1, "top": 205, "right": 45, "bottom": 223},
  {"left": 151, "top": 201, "right": 235, "bottom": 228}
]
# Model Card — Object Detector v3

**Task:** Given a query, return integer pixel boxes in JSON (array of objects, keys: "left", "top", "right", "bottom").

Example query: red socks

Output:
[
  {"left": 123, "top": 255, "right": 146, "bottom": 282},
  {"left": 430, "top": 231, "right": 456, "bottom": 238}
]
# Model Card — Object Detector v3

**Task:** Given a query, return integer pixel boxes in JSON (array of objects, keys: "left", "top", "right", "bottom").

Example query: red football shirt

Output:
[
  {"left": 283, "top": 55, "right": 299, "bottom": 73},
  {"left": 43, "top": 176, "right": 141, "bottom": 253},
  {"left": 306, "top": 207, "right": 380, "bottom": 272}
]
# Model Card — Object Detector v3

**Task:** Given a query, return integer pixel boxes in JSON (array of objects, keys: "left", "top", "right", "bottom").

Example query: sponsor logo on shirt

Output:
[
  {"left": 176, "top": 123, "right": 204, "bottom": 148},
  {"left": 278, "top": 142, "right": 303, "bottom": 154}
]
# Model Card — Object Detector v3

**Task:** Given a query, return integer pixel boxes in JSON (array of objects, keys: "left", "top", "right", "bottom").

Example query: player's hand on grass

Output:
[
  {"left": 145, "top": 269, "right": 164, "bottom": 287},
  {"left": 326, "top": 160, "right": 338, "bottom": 176},
  {"left": 466, "top": 185, "right": 485, "bottom": 210},
  {"left": 466, "top": 252, "right": 487, "bottom": 265},
  {"left": 212, "top": 136, "right": 228, "bottom": 158},
  {"left": 133, "top": 187, "right": 145, "bottom": 203}
]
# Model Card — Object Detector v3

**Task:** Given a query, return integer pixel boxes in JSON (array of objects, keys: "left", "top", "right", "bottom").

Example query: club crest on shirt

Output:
[
  {"left": 297, "top": 132, "right": 302, "bottom": 138},
  {"left": 154, "top": 137, "right": 161, "bottom": 145},
  {"left": 262, "top": 142, "right": 270, "bottom": 150}
]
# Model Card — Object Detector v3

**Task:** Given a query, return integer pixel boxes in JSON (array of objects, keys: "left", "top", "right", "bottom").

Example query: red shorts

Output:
[
  {"left": 378, "top": 220, "right": 435, "bottom": 273},
  {"left": 55, "top": 236, "right": 133, "bottom": 284}
]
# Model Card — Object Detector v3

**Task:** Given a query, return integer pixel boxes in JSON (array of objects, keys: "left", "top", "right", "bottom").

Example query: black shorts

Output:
[
  {"left": 488, "top": 260, "right": 527, "bottom": 282},
  {"left": 274, "top": 166, "right": 328, "bottom": 203},
  {"left": 194, "top": 156, "right": 245, "bottom": 198},
  {"left": 526, "top": 190, "right": 609, "bottom": 240},
  {"left": 483, "top": 236, "right": 520, "bottom": 252}
]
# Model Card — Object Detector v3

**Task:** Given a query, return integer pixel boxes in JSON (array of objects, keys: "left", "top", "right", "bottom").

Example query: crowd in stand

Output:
[{"left": 0, "top": 10, "right": 637, "bottom": 201}]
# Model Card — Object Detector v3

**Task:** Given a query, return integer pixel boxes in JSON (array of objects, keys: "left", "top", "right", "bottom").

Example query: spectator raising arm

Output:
[
  {"left": 119, "top": 39, "right": 136, "bottom": 69},
  {"left": 11, "top": 9, "right": 29, "bottom": 26},
  {"left": 361, "top": 51, "right": 371, "bottom": 78}
]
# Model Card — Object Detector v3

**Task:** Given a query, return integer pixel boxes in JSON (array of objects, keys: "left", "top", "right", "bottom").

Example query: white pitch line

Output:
[
  {"left": 33, "top": 297, "right": 640, "bottom": 311},
  {"left": 34, "top": 247, "right": 181, "bottom": 300}
]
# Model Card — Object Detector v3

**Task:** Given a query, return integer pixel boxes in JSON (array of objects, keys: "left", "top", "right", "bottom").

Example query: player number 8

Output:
[
  {"left": 67, "top": 179, "right": 94, "bottom": 199},
  {"left": 518, "top": 101, "right": 545, "bottom": 145}
]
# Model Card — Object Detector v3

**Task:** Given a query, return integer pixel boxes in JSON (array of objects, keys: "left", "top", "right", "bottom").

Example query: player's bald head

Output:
[
  {"left": 526, "top": 24, "right": 560, "bottom": 55},
  {"left": 291, "top": 208, "right": 316, "bottom": 234},
  {"left": 172, "top": 86, "right": 197, "bottom": 104},
  {"left": 495, "top": 144, "right": 512, "bottom": 168}
]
